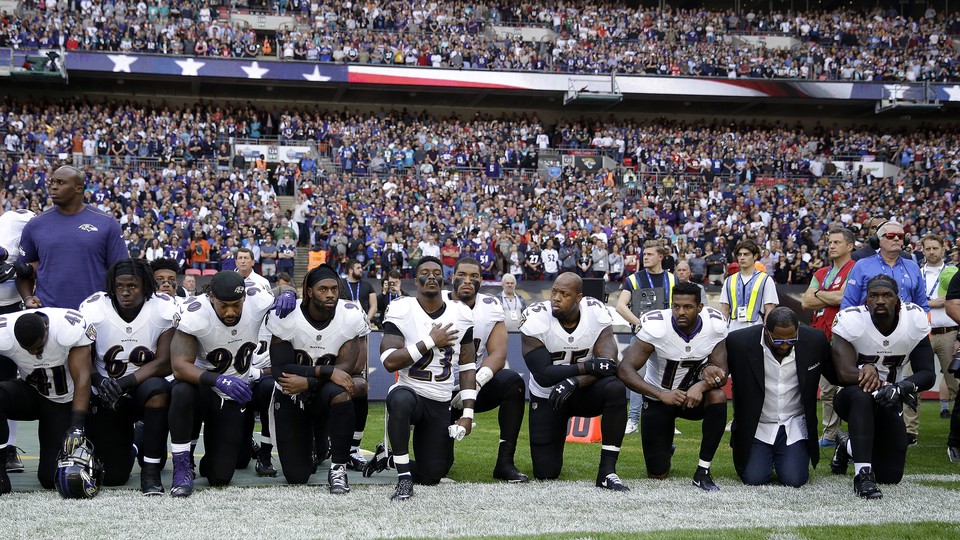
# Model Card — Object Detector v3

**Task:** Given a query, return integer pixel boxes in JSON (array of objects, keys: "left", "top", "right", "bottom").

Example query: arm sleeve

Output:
[
  {"left": 524, "top": 345, "right": 580, "bottom": 387},
  {"left": 270, "top": 340, "right": 315, "bottom": 377},
  {"left": 905, "top": 336, "right": 936, "bottom": 392}
]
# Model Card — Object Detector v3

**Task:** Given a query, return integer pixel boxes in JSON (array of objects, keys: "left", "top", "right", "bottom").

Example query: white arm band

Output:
[
  {"left": 476, "top": 366, "right": 494, "bottom": 388},
  {"left": 458, "top": 362, "right": 477, "bottom": 371},
  {"left": 459, "top": 389, "right": 478, "bottom": 402},
  {"left": 461, "top": 407, "right": 474, "bottom": 420},
  {"left": 406, "top": 343, "right": 423, "bottom": 362},
  {"left": 421, "top": 336, "right": 436, "bottom": 351},
  {"left": 380, "top": 348, "right": 398, "bottom": 363}
]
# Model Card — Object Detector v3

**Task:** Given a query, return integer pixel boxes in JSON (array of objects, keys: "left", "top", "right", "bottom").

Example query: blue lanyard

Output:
[
  {"left": 739, "top": 272, "right": 759, "bottom": 303},
  {"left": 926, "top": 265, "right": 944, "bottom": 298},
  {"left": 350, "top": 281, "right": 361, "bottom": 302}
]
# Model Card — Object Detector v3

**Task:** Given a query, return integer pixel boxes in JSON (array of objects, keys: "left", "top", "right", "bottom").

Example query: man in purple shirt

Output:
[{"left": 18, "top": 166, "right": 128, "bottom": 310}]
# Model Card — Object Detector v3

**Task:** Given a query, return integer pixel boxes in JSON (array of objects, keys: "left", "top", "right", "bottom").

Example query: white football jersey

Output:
[
  {"left": 175, "top": 285, "right": 275, "bottom": 399},
  {"left": 80, "top": 291, "right": 178, "bottom": 378},
  {"left": 442, "top": 291, "right": 505, "bottom": 363},
  {"left": 0, "top": 308, "right": 95, "bottom": 404},
  {"left": 832, "top": 302, "right": 930, "bottom": 383},
  {"left": 637, "top": 307, "right": 729, "bottom": 398},
  {"left": 243, "top": 275, "right": 274, "bottom": 370},
  {"left": 383, "top": 296, "right": 474, "bottom": 402},
  {"left": 519, "top": 297, "right": 612, "bottom": 399},
  {"left": 267, "top": 299, "right": 370, "bottom": 372},
  {"left": 0, "top": 209, "right": 34, "bottom": 307}
]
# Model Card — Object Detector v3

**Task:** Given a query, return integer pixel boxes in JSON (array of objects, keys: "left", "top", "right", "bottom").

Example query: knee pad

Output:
[
  {"left": 386, "top": 388, "right": 418, "bottom": 415},
  {"left": 603, "top": 379, "right": 628, "bottom": 407}
]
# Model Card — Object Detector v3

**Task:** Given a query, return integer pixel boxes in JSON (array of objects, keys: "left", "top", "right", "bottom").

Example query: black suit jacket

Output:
[{"left": 726, "top": 325, "right": 836, "bottom": 478}]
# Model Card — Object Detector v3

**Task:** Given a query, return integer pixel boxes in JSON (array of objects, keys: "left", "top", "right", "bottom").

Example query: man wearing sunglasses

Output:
[
  {"left": 831, "top": 275, "right": 935, "bottom": 499},
  {"left": 841, "top": 222, "right": 928, "bottom": 313},
  {"left": 726, "top": 307, "right": 834, "bottom": 487}
]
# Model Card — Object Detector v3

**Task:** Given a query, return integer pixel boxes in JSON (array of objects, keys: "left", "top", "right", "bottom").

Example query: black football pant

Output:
[
  {"left": 0, "top": 379, "right": 71, "bottom": 489},
  {"left": 236, "top": 376, "right": 275, "bottom": 469},
  {"left": 87, "top": 376, "right": 170, "bottom": 486},
  {"left": 528, "top": 376, "right": 627, "bottom": 480},
  {"left": 834, "top": 385, "right": 907, "bottom": 484},
  {"left": 273, "top": 381, "right": 354, "bottom": 485},
  {"left": 641, "top": 398, "right": 727, "bottom": 477},
  {"left": 446, "top": 368, "right": 525, "bottom": 475},
  {"left": 169, "top": 381, "right": 246, "bottom": 487},
  {"left": 950, "top": 397, "right": 960, "bottom": 449},
  {"left": 386, "top": 386, "right": 450, "bottom": 485}
]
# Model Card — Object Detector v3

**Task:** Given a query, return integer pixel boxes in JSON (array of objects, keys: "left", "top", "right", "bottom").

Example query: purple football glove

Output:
[
  {"left": 273, "top": 290, "right": 297, "bottom": 318},
  {"left": 215, "top": 375, "right": 253, "bottom": 404}
]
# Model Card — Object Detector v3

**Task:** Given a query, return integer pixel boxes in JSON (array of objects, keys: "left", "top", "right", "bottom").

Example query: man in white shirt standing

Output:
[
  {"left": 915, "top": 234, "right": 958, "bottom": 428},
  {"left": 541, "top": 239, "right": 560, "bottom": 281}
]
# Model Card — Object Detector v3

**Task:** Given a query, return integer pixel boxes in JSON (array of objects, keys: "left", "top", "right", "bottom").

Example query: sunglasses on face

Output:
[
  {"left": 881, "top": 232, "right": 905, "bottom": 240},
  {"left": 766, "top": 329, "right": 799, "bottom": 346}
]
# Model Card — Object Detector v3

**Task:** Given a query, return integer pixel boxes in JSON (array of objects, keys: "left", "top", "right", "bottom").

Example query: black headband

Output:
[{"left": 306, "top": 265, "right": 340, "bottom": 288}]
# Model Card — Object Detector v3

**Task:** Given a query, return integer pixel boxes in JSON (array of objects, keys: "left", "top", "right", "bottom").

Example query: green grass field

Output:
[{"left": 1, "top": 401, "right": 959, "bottom": 539}]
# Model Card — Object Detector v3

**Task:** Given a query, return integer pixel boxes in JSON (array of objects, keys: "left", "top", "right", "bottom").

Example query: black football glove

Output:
[
  {"left": 97, "top": 377, "right": 125, "bottom": 409},
  {"left": 874, "top": 380, "right": 918, "bottom": 413},
  {"left": 62, "top": 426, "right": 86, "bottom": 456},
  {"left": 582, "top": 358, "right": 617, "bottom": 378},
  {"left": 548, "top": 377, "right": 579, "bottom": 410},
  {"left": 0, "top": 263, "right": 15, "bottom": 284}
]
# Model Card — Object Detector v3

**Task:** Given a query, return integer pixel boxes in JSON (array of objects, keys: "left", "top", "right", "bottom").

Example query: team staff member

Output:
[
  {"left": 0, "top": 309, "right": 95, "bottom": 494},
  {"left": 18, "top": 165, "right": 128, "bottom": 310},
  {"left": 916, "top": 235, "right": 957, "bottom": 422},
  {"left": 726, "top": 307, "right": 834, "bottom": 487},
  {"left": 841, "top": 222, "right": 928, "bottom": 312},
  {"left": 801, "top": 227, "right": 855, "bottom": 447},
  {"left": 340, "top": 259, "right": 377, "bottom": 325},
  {"left": 720, "top": 240, "right": 778, "bottom": 331},
  {"left": 945, "top": 271, "right": 960, "bottom": 462}
]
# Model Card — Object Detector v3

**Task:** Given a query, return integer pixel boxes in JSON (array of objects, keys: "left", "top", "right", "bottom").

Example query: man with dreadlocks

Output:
[
  {"left": 830, "top": 274, "right": 935, "bottom": 499},
  {"left": 79, "top": 258, "right": 178, "bottom": 495},
  {"left": 267, "top": 264, "right": 369, "bottom": 493}
]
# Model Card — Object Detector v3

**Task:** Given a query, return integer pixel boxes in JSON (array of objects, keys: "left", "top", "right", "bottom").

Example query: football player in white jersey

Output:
[
  {"left": 80, "top": 259, "right": 177, "bottom": 495},
  {"left": 445, "top": 257, "right": 527, "bottom": 482},
  {"left": 0, "top": 206, "right": 35, "bottom": 474},
  {"left": 235, "top": 248, "right": 278, "bottom": 477},
  {"left": 267, "top": 264, "right": 368, "bottom": 493},
  {"left": 520, "top": 272, "right": 629, "bottom": 491},
  {"left": 167, "top": 271, "right": 296, "bottom": 497},
  {"left": 829, "top": 275, "right": 935, "bottom": 499},
  {"left": 0, "top": 308, "right": 94, "bottom": 494},
  {"left": 370, "top": 256, "right": 476, "bottom": 501},
  {"left": 619, "top": 281, "right": 729, "bottom": 491}
]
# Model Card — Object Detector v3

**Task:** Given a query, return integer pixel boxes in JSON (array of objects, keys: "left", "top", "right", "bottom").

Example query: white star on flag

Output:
[
  {"left": 303, "top": 66, "right": 330, "bottom": 82},
  {"left": 943, "top": 86, "right": 960, "bottom": 101},
  {"left": 241, "top": 61, "right": 269, "bottom": 79},
  {"left": 175, "top": 58, "right": 206, "bottom": 76},
  {"left": 107, "top": 55, "right": 137, "bottom": 73}
]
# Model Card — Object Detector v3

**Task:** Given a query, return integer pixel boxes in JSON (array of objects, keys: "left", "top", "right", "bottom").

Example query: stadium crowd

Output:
[
  {"left": 2, "top": 0, "right": 959, "bottom": 81},
  {"left": 1, "top": 99, "right": 958, "bottom": 286}
]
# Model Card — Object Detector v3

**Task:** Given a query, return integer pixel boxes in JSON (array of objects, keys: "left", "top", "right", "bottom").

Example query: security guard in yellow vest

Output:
[
  {"left": 617, "top": 239, "right": 676, "bottom": 435},
  {"left": 720, "top": 239, "right": 779, "bottom": 331}
]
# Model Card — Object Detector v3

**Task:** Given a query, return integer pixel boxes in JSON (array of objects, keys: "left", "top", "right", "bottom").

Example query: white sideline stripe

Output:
[{"left": 2, "top": 476, "right": 959, "bottom": 538}]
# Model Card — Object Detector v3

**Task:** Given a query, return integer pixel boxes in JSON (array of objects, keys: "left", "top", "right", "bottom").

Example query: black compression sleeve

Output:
[
  {"left": 382, "top": 322, "right": 402, "bottom": 336},
  {"left": 270, "top": 340, "right": 315, "bottom": 377},
  {"left": 523, "top": 345, "right": 582, "bottom": 387},
  {"left": 460, "top": 327, "right": 474, "bottom": 344}
]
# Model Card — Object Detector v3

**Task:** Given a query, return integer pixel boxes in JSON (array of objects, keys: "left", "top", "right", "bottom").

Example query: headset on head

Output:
[{"left": 869, "top": 219, "right": 892, "bottom": 251}]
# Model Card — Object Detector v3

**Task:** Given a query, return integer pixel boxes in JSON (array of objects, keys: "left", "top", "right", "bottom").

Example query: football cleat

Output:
[
  {"left": 6, "top": 446, "right": 24, "bottom": 473},
  {"left": 948, "top": 446, "right": 960, "bottom": 463},
  {"left": 493, "top": 464, "right": 529, "bottom": 483},
  {"left": 256, "top": 456, "right": 278, "bottom": 477},
  {"left": 170, "top": 452, "right": 194, "bottom": 498},
  {"left": 391, "top": 477, "right": 414, "bottom": 501},
  {"left": 363, "top": 443, "right": 392, "bottom": 478},
  {"left": 140, "top": 462, "right": 164, "bottom": 496},
  {"left": 596, "top": 472, "right": 630, "bottom": 491},
  {"left": 346, "top": 450, "right": 368, "bottom": 472},
  {"left": 328, "top": 465, "right": 350, "bottom": 495},
  {"left": 853, "top": 467, "right": 883, "bottom": 499},
  {"left": 830, "top": 432, "right": 851, "bottom": 475},
  {"left": 692, "top": 466, "right": 720, "bottom": 492}
]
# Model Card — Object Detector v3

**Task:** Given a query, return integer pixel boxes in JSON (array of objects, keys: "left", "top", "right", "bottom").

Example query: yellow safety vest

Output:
[
  {"left": 726, "top": 271, "right": 769, "bottom": 323},
  {"left": 627, "top": 270, "right": 676, "bottom": 308}
]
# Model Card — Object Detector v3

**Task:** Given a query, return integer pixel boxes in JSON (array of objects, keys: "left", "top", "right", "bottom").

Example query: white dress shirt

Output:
[{"left": 755, "top": 332, "right": 807, "bottom": 445}]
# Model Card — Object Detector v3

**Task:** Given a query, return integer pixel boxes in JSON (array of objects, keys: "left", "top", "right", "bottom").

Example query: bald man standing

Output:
[{"left": 18, "top": 166, "right": 127, "bottom": 309}]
